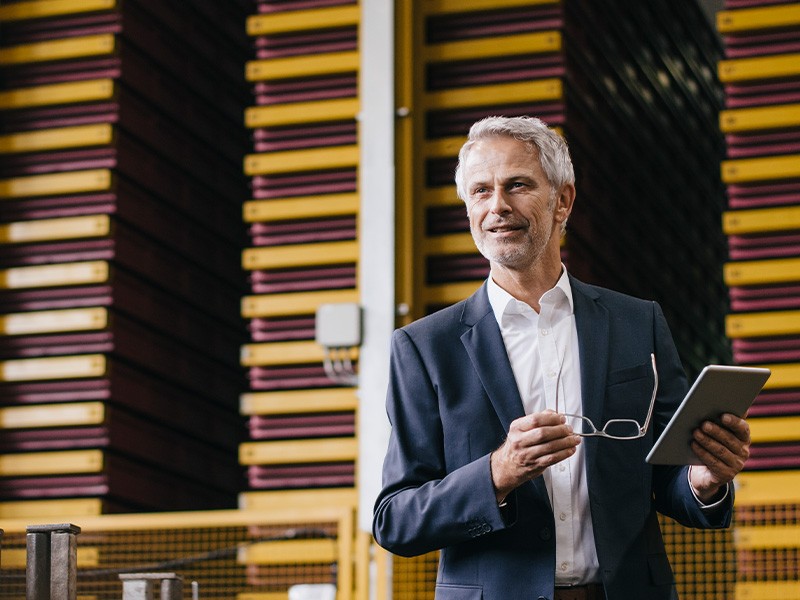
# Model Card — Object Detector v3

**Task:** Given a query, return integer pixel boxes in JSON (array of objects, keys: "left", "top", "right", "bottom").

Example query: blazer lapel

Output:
[
  {"left": 459, "top": 283, "right": 526, "bottom": 432},
  {"left": 569, "top": 276, "right": 610, "bottom": 479},
  {"left": 459, "top": 283, "right": 551, "bottom": 506}
]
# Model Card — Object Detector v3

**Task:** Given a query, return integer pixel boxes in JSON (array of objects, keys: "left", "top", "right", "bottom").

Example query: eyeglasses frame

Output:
[{"left": 560, "top": 353, "right": 658, "bottom": 440}]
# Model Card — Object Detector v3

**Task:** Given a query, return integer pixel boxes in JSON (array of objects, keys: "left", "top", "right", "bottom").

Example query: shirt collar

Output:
[{"left": 487, "top": 265, "right": 574, "bottom": 325}]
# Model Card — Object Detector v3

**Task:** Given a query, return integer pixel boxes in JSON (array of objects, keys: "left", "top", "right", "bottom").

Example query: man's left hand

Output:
[{"left": 689, "top": 413, "right": 751, "bottom": 504}]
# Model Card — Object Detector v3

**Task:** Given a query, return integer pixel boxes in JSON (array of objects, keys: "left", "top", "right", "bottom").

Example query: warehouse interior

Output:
[{"left": 0, "top": 0, "right": 799, "bottom": 598}]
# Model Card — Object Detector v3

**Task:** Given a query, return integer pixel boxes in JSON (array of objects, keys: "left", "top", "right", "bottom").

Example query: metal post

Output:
[
  {"left": 160, "top": 576, "right": 183, "bottom": 600},
  {"left": 26, "top": 524, "right": 81, "bottom": 600},
  {"left": 119, "top": 573, "right": 183, "bottom": 600},
  {"left": 120, "top": 577, "right": 155, "bottom": 600}
]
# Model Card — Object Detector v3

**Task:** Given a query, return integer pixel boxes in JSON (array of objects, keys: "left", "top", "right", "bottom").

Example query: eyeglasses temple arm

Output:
[{"left": 640, "top": 353, "right": 658, "bottom": 434}]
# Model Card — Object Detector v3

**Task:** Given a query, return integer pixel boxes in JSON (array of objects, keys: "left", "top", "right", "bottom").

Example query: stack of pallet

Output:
[
  {"left": 237, "top": 0, "right": 361, "bottom": 509},
  {"left": 0, "top": 0, "right": 249, "bottom": 516},
  {"left": 716, "top": 1, "right": 800, "bottom": 597}
]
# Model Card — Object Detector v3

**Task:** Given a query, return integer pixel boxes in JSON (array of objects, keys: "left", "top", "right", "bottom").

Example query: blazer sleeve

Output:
[
  {"left": 372, "top": 328, "right": 511, "bottom": 557},
  {"left": 649, "top": 302, "right": 733, "bottom": 529}
]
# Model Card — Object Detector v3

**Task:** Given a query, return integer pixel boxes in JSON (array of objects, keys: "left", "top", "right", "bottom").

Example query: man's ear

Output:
[{"left": 555, "top": 183, "right": 576, "bottom": 224}]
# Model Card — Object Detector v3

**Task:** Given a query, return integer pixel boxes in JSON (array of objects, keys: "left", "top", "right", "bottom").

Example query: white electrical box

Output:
[{"left": 315, "top": 303, "right": 362, "bottom": 348}]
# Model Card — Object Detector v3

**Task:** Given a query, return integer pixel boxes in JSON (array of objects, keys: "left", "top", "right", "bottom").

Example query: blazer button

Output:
[{"left": 539, "top": 527, "right": 552, "bottom": 541}]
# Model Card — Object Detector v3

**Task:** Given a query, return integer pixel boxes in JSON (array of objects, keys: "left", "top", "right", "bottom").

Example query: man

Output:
[{"left": 372, "top": 116, "right": 750, "bottom": 600}]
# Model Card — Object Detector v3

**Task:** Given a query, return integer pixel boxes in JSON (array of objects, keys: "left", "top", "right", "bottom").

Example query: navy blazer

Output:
[{"left": 373, "top": 276, "right": 733, "bottom": 600}]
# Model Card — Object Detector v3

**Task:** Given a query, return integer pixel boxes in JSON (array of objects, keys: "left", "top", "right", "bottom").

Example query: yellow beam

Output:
[
  {"left": 759, "top": 363, "right": 800, "bottom": 390},
  {"left": 242, "top": 289, "right": 359, "bottom": 318},
  {"left": 425, "top": 186, "right": 461, "bottom": 206},
  {"left": 420, "top": 0, "right": 558, "bottom": 15},
  {"left": 238, "top": 487, "right": 358, "bottom": 511},
  {"left": 244, "top": 145, "right": 359, "bottom": 176},
  {"left": 0, "top": 123, "right": 113, "bottom": 153},
  {"left": 240, "top": 388, "right": 358, "bottom": 415},
  {"left": 424, "top": 30, "right": 561, "bottom": 62},
  {"left": 238, "top": 539, "right": 337, "bottom": 565},
  {"left": 3, "top": 505, "right": 354, "bottom": 533},
  {"left": 246, "top": 51, "right": 359, "bottom": 81},
  {"left": 735, "top": 470, "right": 800, "bottom": 505},
  {"left": 424, "top": 232, "right": 478, "bottom": 255},
  {"left": 2, "top": 547, "right": 99, "bottom": 568},
  {"left": 720, "top": 103, "right": 800, "bottom": 133},
  {"left": 242, "top": 240, "right": 358, "bottom": 270},
  {"left": 245, "top": 97, "right": 359, "bottom": 128},
  {"left": 726, "top": 310, "right": 800, "bottom": 338},
  {"left": 0, "top": 169, "right": 112, "bottom": 198},
  {"left": 241, "top": 341, "right": 357, "bottom": 367},
  {"left": 0, "top": 307, "right": 108, "bottom": 335},
  {"left": 424, "top": 136, "right": 465, "bottom": 159},
  {"left": 0, "top": 449, "right": 103, "bottom": 476},
  {"left": 238, "top": 594, "right": 287, "bottom": 600},
  {"left": 0, "top": 354, "right": 106, "bottom": 382},
  {"left": 748, "top": 416, "right": 800, "bottom": 443},
  {"left": 0, "top": 260, "right": 109, "bottom": 289},
  {"left": 247, "top": 4, "right": 359, "bottom": 35},
  {"left": 721, "top": 154, "right": 800, "bottom": 183},
  {"left": 735, "top": 525, "right": 800, "bottom": 549},
  {"left": 736, "top": 581, "right": 800, "bottom": 600},
  {"left": 0, "top": 498, "right": 104, "bottom": 519},
  {"left": 717, "top": 4, "right": 800, "bottom": 33},
  {"left": 239, "top": 437, "right": 358, "bottom": 465},
  {"left": 723, "top": 205, "right": 800, "bottom": 235},
  {"left": 243, "top": 193, "right": 359, "bottom": 223},
  {"left": 0, "top": 402, "right": 105, "bottom": 429},
  {"left": 424, "top": 78, "right": 562, "bottom": 110},
  {"left": 0, "top": 79, "right": 114, "bottom": 109},
  {"left": 0, "top": 33, "right": 115, "bottom": 65},
  {"left": 241, "top": 340, "right": 326, "bottom": 366},
  {"left": 424, "top": 281, "right": 483, "bottom": 306},
  {"left": 724, "top": 257, "right": 800, "bottom": 286},
  {"left": 0, "top": 214, "right": 110, "bottom": 243},
  {"left": 719, "top": 53, "right": 800, "bottom": 82},
  {"left": 0, "top": 0, "right": 115, "bottom": 20}
]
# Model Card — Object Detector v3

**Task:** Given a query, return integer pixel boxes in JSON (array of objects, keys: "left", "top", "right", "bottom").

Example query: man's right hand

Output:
[{"left": 490, "top": 410, "right": 581, "bottom": 504}]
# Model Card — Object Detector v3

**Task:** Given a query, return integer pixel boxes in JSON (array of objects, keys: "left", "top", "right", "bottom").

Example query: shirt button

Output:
[
  {"left": 541, "top": 329, "right": 549, "bottom": 336},
  {"left": 559, "top": 464, "right": 566, "bottom": 472},
  {"left": 560, "top": 562, "right": 568, "bottom": 571},
  {"left": 559, "top": 512, "right": 567, "bottom": 521},
  {"left": 548, "top": 370, "right": 557, "bottom": 378}
]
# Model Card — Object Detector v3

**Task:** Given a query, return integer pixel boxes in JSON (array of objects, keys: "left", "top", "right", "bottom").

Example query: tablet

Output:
[{"left": 645, "top": 365, "right": 771, "bottom": 465}]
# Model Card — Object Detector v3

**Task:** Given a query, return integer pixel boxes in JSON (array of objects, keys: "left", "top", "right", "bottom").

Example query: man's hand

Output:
[
  {"left": 490, "top": 410, "right": 581, "bottom": 504},
  {"left": 689, "top": 413, "right": 751, "bottom": 504}
]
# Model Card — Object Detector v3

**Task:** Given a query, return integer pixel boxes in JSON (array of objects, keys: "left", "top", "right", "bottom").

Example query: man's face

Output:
[{"left": 464, "top": 136, "right": 569, "bottom": 271}]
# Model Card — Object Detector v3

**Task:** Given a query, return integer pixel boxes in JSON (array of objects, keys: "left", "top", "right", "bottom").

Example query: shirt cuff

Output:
[{"left": 687, "top": 466, "right": 730, "bottom": 509}]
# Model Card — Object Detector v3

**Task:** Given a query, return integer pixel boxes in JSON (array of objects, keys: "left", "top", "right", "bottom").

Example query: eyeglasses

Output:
[{"left": 559, "top": 353, "right": 658, "bottom": 440}]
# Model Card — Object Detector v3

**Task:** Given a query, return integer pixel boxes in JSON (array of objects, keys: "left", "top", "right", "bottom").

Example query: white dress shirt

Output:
[{"left": 487, "top": 269, "right": 600, "bottom": 585}]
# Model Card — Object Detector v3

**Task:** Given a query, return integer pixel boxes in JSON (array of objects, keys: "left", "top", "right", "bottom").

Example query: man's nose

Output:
[{"left": 489, "top": 188, "right": 512, "bottom": 213}]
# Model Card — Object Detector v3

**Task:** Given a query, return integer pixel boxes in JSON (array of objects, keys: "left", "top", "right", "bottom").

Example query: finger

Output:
[
  {"left": 692, "top": 428, "right": 748, "bottom": 474},
  {"left": 513, "top": 411, "right": 567, "bottom": 432},
  {"left": 690, "top": 441, "right": 738, "bottom": 483},
  {"left": 696, "top": 419, "right": 749, "bottom": 452},
  {"left": 516, "top": 436, "right": 581, "bottom": 474},
  {"left": 720, "top": 413, "right": 751, "bottom": 443}
]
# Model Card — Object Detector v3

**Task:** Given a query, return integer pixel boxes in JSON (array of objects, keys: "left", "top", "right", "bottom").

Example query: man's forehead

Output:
[{"left": 464, "top": 137, "right": 539, "bottom": 178}]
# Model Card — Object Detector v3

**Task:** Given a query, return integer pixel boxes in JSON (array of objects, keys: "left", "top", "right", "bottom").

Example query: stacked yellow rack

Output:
[{"left": 718, "top": 2, "right": 800, "bottom": 598}]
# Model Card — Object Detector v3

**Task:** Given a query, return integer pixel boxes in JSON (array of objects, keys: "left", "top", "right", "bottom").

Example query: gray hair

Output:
[{"left": 454, "top": 116, "right": 575, "bottom": 202}]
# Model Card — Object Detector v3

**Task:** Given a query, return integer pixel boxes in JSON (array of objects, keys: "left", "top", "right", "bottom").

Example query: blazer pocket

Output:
[
  {"left": 435, "top": 583, "right": 483, "bottom": 599},
  {"left": 607, "top": 361, "right": 652, "bottom": 386}
]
